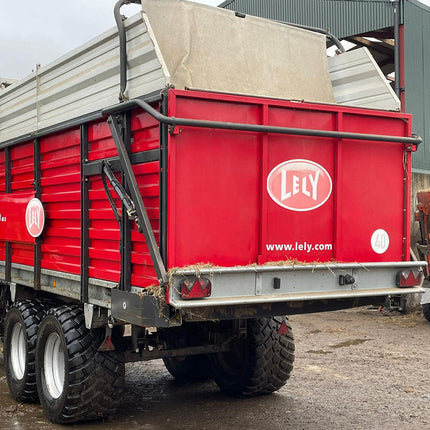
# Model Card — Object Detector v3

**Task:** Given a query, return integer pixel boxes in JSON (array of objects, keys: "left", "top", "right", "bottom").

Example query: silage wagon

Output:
[{"left": 0, "top": 0, "right": 425, "bottom": 423}]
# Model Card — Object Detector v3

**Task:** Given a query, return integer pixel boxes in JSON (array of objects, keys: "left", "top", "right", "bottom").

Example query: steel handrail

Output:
[{"left": 102, "top": 98, "right": 422, "bottom": 146}]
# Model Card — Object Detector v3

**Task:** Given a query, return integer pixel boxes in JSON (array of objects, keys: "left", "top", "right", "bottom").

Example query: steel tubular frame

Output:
[
  {"left": 80, "top": 124, "right": 90, "bottom": 303},
  {"left": 107, "top": 114, "right": 168, "bottom": 285},
  {"left": 102, "top": 98, "right": 422, "bottom": 146}
]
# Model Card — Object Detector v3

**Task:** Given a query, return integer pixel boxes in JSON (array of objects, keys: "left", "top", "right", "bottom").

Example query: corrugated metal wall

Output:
[
  {"left": 220, "top": 0, "right": 394, "bottom": 39},
  {"left": 404, "top": 0, "right": 430, "bottom": 172},
  {"left": 221, "top": 0, "right": 430, "bottom": 173}
]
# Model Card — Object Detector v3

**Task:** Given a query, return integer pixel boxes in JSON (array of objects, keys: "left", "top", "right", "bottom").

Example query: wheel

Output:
[
  {"left": 163, "top": 355, "right": 211, "bottom": 381},
  {"left": 423, "top": 303, "right": 430, "bottom": 321},
  {"left": 4, "top": 300, "right": 47, "bottom": 402},
  {"left": 35, "top": 305, "right": 125, "bottom": 423},
  {"left": 209, "top": 316, "right": 295, "bottom": 397},
  {"left": 161, "top": 323, "right": 212, "bottom": 382}
]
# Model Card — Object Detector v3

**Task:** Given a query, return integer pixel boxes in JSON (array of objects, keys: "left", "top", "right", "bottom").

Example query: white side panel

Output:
[
  {"left": 0, "top": 78, "right": 37, "bottom": 141},
  {"left": 1, "top": 0, "right": 338, "bottom": 145},
  {"left": 328, "top": 47, "right": 400, "bottom": 111},
  {"left": 0, "top": 13, "right": 166, "bottom": 144}
]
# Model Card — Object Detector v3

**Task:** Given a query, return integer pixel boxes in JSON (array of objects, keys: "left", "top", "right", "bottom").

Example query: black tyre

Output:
[
  {"left": 4, "top": 300, "right": 47, "bottom": 402},
  {"left": 163, "top": 355, "right": 211, "bottom": 381},
  {"left": 423, "top": 303, "right": 430, "bottom": 322},
  {"left": 209, "top": 316, "right": 295, "bottom": 397},
  {"left": 161, "top": 323, "right": 212, "bottom": 382},
  {"left": 35, "top": 305, "right": 125, "bottom": 424}
]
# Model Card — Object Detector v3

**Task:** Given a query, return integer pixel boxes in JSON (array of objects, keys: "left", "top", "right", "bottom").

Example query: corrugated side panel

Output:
[
  {"left": 0, "top": 13, "right": 165, "bottom": 144},
  {"left": 130, "top": 110, "right": 160, "bottom": 287},
  {"left": 328, "top": 47, "right": 400, "bottom": 110},
  {"left": 88, "top": 121, "right": 121, "bottom": 282},
  {"left": 0, "top": 112, "right": 159, "bottom": 286},
  {"left": 0, "top": 81, "right": 37, "bottom": 143},
  {"left": 40, "top": 129, "right": 81, "bottom": 274},
  {"left": 10, "top": 142, "right": 34, "bottom": 267},
  {"left": 87, "top": 111, "right": 159, "bottom": 287}
]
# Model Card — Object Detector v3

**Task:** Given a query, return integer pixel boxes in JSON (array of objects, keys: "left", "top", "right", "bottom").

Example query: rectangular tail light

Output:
[
  {"left": 396, "top": 270, "right": 424, "bottom": 287},
  {"left": 180, "top": 277, "right": 212, "bottom": 299}
]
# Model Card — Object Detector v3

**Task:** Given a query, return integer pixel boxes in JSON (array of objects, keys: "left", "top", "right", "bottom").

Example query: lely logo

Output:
[
  {"left": 267, "top": 159, "right": 332, "bottom": 211},
  {"left": 25, "top": 198, "right": 45, "bottom": 238}
]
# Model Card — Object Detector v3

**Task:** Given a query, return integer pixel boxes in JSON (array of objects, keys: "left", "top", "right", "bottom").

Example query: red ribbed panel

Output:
[
  {"left": 130, "top": 111, "right": 160, "bottom": 287},
  {"left": 40, "top": 129, "right": 81, "bottom": 274},
  {"left": 87, "top": 111, "right": 160, "bottom": 287},
  {"left": 0, "top": 151, "right": 5, "bottom": 260},
  {"left": 88, "top": 120, "right": 121, "bottom": 283},
  {"left": 10, "top": 142, "right": 34, "bottom": 266}
]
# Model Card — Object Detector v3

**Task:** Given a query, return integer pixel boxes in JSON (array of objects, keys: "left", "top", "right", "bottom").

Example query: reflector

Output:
[
  {"left": 278, "top": 320, "right": 290, "bottom": 335},
  {"left": 180, "top": 277, "right": 212, "bottom": 299},
  {"left": 396, "top": 270, "right": 423, "bottom": 287},
  {"left": 98, "top": 336, "right": 115, "bottom": 352}
]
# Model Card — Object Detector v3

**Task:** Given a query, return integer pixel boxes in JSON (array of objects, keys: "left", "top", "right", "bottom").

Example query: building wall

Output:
[
  {"left": 221, "top": 0, "right": 430, "bottom": 173},
  {"left": 403, "top": 1, "right": 430, "bottom": 250},
  {"left": 404, "top": 0, "right": 430, "bottom": 173},
  {"left": 220, "top": 0, "right": 394, "bottom": 39}
]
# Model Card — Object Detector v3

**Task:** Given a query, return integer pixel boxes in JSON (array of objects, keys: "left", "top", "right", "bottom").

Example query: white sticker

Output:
[{"left": 371, "top": 229, "right": 390, "bottom": 254}]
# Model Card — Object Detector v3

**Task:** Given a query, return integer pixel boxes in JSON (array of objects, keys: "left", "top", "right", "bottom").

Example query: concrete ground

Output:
[{"left": 0, "top": 304, "right": 429, "bottom": 429}]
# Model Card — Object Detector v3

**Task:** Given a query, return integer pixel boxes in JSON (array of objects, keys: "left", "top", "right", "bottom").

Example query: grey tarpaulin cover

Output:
[{"left": 141, "top": 0, "right": 335, "bottom": 103}]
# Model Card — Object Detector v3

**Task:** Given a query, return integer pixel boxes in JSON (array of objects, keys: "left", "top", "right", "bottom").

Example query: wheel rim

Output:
[
  {"left": 10, "top": 323, "right": 26, "bottom": 380},
  {"left": 44, "top": 332, "right": 65, "bottom": 399}
]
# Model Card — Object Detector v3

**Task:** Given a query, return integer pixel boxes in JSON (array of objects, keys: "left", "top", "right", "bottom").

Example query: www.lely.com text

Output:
[{"left": 266, "top": 242, "right": 333, "bottom": 253}]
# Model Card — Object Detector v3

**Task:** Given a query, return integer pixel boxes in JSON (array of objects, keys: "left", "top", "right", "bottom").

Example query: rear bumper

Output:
[
  {"left": 421, "top": 282, "right": 430, "bottom": 305},
  {"left": 168, "top": 261, "right": 426, "bottom": 309}
]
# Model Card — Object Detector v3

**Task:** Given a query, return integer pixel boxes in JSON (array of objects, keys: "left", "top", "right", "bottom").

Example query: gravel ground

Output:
[{"left": 0, "top": 306, "right": 429, "bottom": 429}]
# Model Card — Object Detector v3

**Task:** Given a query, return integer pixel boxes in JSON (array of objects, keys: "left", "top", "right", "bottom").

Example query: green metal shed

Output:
[
  {"left": 404, "top": 0, "right": 430, "bottom": 173},
  {"left": 220, "top": 0, "right": 394, "bottom": 39},
  {"left": 220, "top": 0, "right": 430, "bottom": 174}
]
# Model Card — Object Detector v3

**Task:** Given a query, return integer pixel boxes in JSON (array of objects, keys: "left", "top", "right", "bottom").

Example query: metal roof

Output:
[{"left": 219, "top": 0, "right": 395, "bottom": 39}]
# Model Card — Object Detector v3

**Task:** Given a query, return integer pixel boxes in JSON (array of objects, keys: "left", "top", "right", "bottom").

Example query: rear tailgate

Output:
[
  {"left": 165, "top": 89, "right": 424, "bottom": 308},
  {"left": 167, "top": 89, "right": 410, "bottom": 266}
]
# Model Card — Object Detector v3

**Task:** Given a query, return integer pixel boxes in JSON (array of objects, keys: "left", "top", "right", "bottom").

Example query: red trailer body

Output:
[
  {"left": 0, "top": 88, "right": 422, "bottom": 301},
  {"left": 0, "top": 89, "right": 416, "bottom": 296}
]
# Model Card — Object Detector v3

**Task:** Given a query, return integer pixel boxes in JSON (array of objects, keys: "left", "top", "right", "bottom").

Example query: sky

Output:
[
  {"left": 2, "top": 0, "right": 430, "bottom": 80},
  {"left": 0, "top": 0, "right": 221, "bottom": 80}
]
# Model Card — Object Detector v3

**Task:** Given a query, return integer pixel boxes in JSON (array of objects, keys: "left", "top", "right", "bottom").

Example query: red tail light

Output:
[
  {"left": 396, "top": 270, "right": 423, "bottom": 287},
  {"left": 180, "top": 277, "right": 212, "bottom": 299}
]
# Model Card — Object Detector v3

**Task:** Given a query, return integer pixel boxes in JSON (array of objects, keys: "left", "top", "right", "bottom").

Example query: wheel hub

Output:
[
  {"left": 44, "top": 332, "right": 65, "bottom": 399},
  {"left": 10, "top": 323, "right": 26, "bottom": 380}
]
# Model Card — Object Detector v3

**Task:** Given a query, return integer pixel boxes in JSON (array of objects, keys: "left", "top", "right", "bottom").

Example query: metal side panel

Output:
[
  {"left": 0, "top": 261, "right": 115, "bottom": 308},
  {"left": 328, "top": 47, "right": 400, "bottom": 111},
  {"left": 111, "top": 289, "right": 170, "bottom": 327},
  {"left": 168, "top": 261, "right": 425, "bottom": 309},
  {"left": 0, "top": 78, "right": 37, "bottom": 142},
  {"left": 0, "top": 13, "right": 166, "bottom": 145}
]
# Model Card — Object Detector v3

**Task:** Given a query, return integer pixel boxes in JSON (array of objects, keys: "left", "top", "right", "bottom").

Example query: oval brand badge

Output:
[
  {"left": 25, "top": 198, "right": 45, "bottom": 238},
  {"left": 267, "top": 159, "right": 332, "bottom": 211}
]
